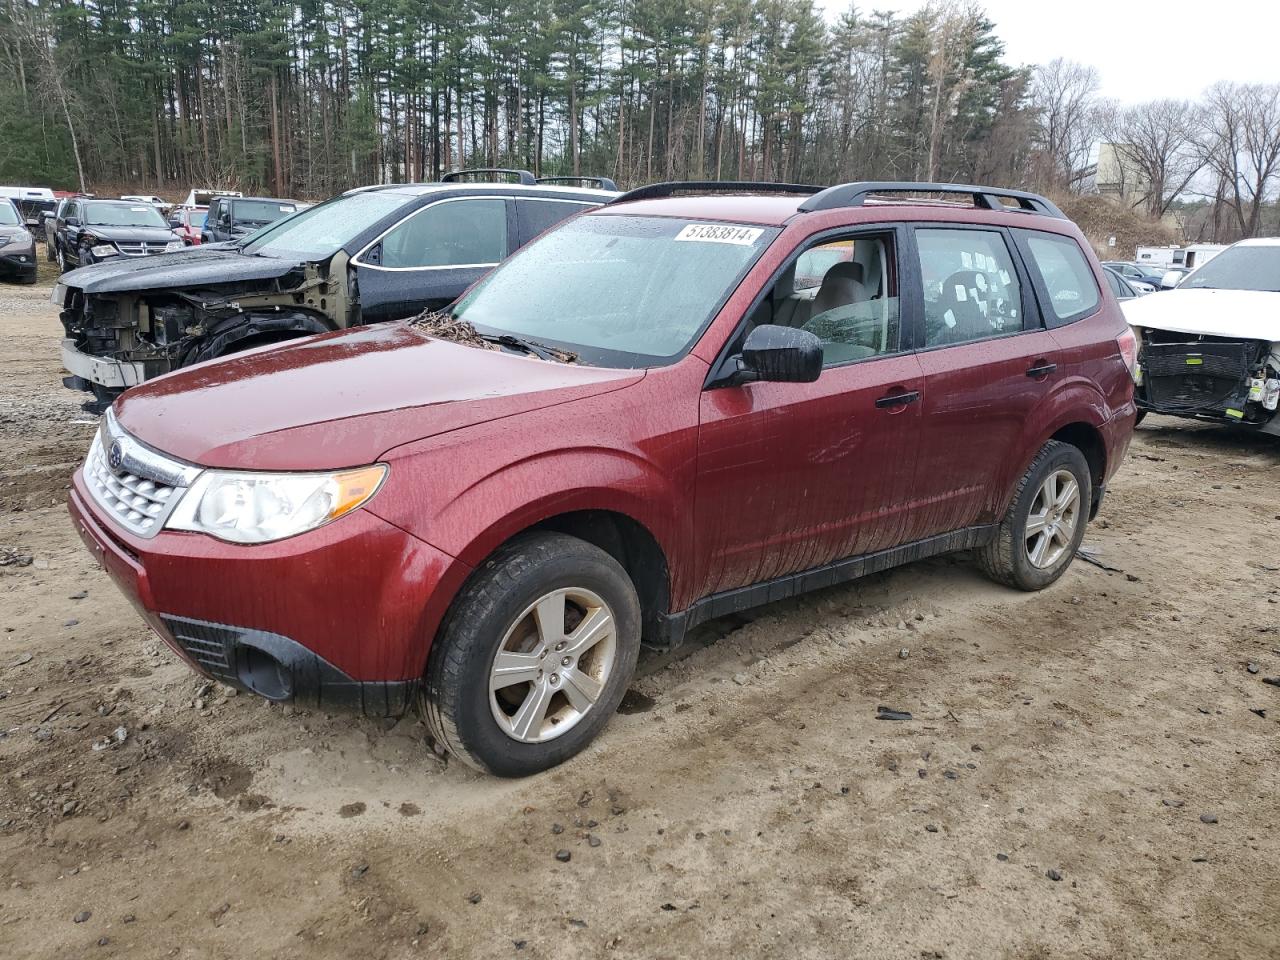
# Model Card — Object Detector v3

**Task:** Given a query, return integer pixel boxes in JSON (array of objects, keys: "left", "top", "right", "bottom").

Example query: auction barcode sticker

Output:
[{"left": 675, "top": 224, "right": 764, "bottom": 245}]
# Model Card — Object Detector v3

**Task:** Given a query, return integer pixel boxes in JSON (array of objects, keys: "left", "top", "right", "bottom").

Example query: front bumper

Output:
[
  {"left": 69, "top": 474, "right": 469, "bottom": 716},
  {"left": 0, "top": 248, "right": 36, "bottom": 281},
  {"left": 61, "top": 338, "right": 147, "bottom": 391}
]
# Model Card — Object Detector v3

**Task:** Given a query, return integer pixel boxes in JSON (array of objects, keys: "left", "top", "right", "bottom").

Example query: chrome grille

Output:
[
  {"left": 115, "top": 241, "right": 165, "bottom": 256},
  {"left": 81, "top": 410, "right": 202, "bottom": 538}
]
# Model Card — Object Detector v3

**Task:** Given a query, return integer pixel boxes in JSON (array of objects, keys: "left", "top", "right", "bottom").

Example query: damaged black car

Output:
[{"left": 55, "top": 172, "right": 617, "bottom": 403}]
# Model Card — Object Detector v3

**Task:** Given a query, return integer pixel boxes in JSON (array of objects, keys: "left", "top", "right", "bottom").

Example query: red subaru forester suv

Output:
[{"left": 69, "top": 181, "right": 1137, "bottom": 776}]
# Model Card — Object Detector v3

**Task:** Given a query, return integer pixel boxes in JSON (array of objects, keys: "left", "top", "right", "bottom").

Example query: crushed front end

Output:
[
  {"left": 55, "top": 259, "right": 346, "bottom": 402},
  {"left": 1135, "top": 328, "right": 1280, "bottom": 432}
]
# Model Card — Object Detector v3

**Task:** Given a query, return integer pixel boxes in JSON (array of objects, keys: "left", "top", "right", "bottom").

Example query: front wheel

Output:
[
  {"left": 977, "top": 440, "right": 1091, "bottom": 591},
  {"left": 421, "top": 532, "right": 642, "bottom": 777}
]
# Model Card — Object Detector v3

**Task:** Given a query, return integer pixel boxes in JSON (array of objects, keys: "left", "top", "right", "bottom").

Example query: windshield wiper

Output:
[{"left": 479, "top": 333, "right": 577, "bottom": 364}]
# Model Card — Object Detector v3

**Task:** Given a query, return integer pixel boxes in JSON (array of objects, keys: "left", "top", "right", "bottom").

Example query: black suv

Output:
[
  {"left": 55, "top": 198, "right": 183, "bottom": 272},
  {"left": 56, "top": 170, "right": 617, "bottom": 402},
  {"left": 202, "top": 195, "right": 301, "bottom": 243}
]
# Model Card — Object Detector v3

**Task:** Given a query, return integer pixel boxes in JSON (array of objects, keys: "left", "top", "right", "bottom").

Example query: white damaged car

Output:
[{"left": 1123, "top": 237, "right": 1280, "bottom": 436}]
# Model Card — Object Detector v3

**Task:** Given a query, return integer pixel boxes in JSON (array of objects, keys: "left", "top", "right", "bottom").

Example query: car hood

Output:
[
  {"left": 59, "top": 245, "right": 302, "bottom": 293},
  {"left": 1122, "top": 288, "right": 1280, "bottom": 342},
  {"left": 113, "top": 322, "right": 644, "bottom": 470}
]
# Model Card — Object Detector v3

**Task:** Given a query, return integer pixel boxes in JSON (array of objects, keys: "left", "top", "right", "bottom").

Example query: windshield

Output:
[
  {"left": 187, "top": 210, "right": 207, "bottom": 227},
  {"left": 1181, "top": 245, "right": 1280, "bottom": 293},
  {"left": 241, "top": 190, "right": 414, "bottom": 259},
  {"left": 234, "top": 199, "right": 296, "bottom": 226},
  {"left": 452, "top": 214, "right": 778, "bottom": 367},
  {"left": 85, "top": 203, "right": 169, "bottom": 228},
  {"left": 0, "top": 201, "right": 19, "bottom": 226}
]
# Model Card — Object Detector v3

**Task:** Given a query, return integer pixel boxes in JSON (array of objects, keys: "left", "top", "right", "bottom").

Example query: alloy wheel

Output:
[
  {"left": 488, "top": 587, "right": 617, "bottom": 744},
  {"left": 1024, "top": 468, "right": 1080, "bottom": 569}
]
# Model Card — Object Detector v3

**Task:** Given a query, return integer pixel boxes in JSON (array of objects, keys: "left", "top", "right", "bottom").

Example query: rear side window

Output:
[
  {"left": 1023, "top": 233, "right": 1100, "bottom": 324},
  {"left": 516, "top": 199, "right": 593, "bottom": 244},
  {"left": 915, "top": 228, "right": 1022, "bottom": 347}
]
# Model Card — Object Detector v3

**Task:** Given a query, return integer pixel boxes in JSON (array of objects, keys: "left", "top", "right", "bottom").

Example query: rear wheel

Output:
[
  {"left": 421, "top": 532, "right": 642, "bottom": 777},
  {"left": 977, "top": 440, "right": 1091, "bottom": 591}
]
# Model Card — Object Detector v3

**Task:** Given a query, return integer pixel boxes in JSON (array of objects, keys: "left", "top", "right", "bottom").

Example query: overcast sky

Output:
[{"left": 815, "top": 0, "right": 1279, "bottom": 103}]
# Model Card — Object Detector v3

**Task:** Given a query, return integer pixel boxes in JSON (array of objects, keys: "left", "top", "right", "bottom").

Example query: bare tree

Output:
[
  {"left": 8, "top": 3, "right": 86, "bottom": 191},
  {"left": 1100, "top": 98, "right": 1202, "bottom": 218},
  {"left": 1028, "top": 58, "right": 1099, "bottom": 189},
  {"left": 1197, "top": 82, "right": 1280, "bottom": 239}
]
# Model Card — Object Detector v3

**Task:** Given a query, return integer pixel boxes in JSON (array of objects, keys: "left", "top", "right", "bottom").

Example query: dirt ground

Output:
[{"left": 2, "top": 264, "right": 1278, "bottom": 960}]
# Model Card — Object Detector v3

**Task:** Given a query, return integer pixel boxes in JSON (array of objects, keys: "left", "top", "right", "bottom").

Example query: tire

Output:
[
  {"left": 421, "top": 532, "right": 642, "bottom": 777},
  {"left": 45, "top": 239, "right": 57, "bottom": 263},
  {"left": 56, "top": 244, "right": 66, "bottom": 273},
  {"left": 1134, "top": 409, "right": 1148, "bottom": 426},
  {"left": 977, "top": 440, "right": 1092, "bottom": 591}
]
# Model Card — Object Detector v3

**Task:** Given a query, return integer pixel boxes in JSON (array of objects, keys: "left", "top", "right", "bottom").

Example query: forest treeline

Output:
[{"left": 1, "top": 0, "right": 1278, "bottom": 242}]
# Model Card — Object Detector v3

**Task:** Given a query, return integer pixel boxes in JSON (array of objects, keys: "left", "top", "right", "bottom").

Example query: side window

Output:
[
  {"left": 379, "top": 198, "right": 508, "bottom": 269},
  {"left": 1103, "top": 270, "right": 1126, "bottom": 298},
  {"left": 753, "top": 233, "right": 901, "bottom": 366},
  {"left": 516, "top": 199, "right": 592, "bottom": 245},
  {"left": 1021, "top": 232, "right": 1101, "bottom": 324},
  {"left": 915, "top": 228, "right": 1022, "bottom": 347}
]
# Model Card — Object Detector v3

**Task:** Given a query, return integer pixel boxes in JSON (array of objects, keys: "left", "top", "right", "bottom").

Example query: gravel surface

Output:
[{"left": 1, "top": 277, "right": 1278, "bottom": 959}]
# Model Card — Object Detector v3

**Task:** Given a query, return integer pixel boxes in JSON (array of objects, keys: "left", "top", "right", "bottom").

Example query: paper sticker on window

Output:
[
  {"left": 961, "top": 252, "right": 973, "bottom": 269},
  {"left": 943, "top": 309, "right": 957, "bottom": 328},
  {"left": 675, "top": 224, "right": 764, "bottom": 245},
  {"left": 999, "top": 269, "right": 1011, "bottom": 284},
  {"left": 955, "top": 285, "right": 968, "bottom": 302},
  {"left": 975, "top": 273, "right": 987, "bottom": 291}
]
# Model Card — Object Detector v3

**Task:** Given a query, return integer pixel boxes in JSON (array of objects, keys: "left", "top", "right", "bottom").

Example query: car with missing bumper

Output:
[
  {"left": 1124, "top": 237, "right": 1280, "bottom": 435},
  {"left": 69, "top": 180, "right": 1137, "bottom": 777},
  {"left": 54, "top": 172, "right": 616, "bottom": 404}
]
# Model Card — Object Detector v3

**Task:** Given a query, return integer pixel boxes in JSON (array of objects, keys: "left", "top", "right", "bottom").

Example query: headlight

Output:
[
  {"left": 165, "top": 464, "right": 388, "bottom": 544},
  {"left": 164, "top": 240, "right": 184, "bottom": 252},
  {"left": 1, "top": 230, "right": 31, "bottom": 248},
  {"left": 90, "top": 244, "right": 119, "bottom": 258}
]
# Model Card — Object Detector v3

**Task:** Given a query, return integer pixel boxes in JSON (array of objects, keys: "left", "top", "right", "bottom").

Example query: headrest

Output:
[{"left": 822, "top": 261, "right": 864, "bottom": 287}]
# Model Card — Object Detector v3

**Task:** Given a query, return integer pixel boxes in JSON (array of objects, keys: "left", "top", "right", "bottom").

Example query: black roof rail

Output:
[
  {"left": 536, "top": 175, "right": 620, "bottom": 191},
  {"left": 441, "top": 168, "right": 537, "bottom": 186},
  {"left": 610, "top": 180, "right": 824, "bottom": 205},
  {"left": 798, "top": 181, "right": 1066, "bottom": 219}
]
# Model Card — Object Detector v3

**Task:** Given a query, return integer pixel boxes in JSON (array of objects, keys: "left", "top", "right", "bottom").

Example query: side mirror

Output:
[
  {"left": 1161, "top": 270, "right": 1183, "bottom": 289},
  {"left": 736, "top": 324, "right": 823, "bottom": 384}
]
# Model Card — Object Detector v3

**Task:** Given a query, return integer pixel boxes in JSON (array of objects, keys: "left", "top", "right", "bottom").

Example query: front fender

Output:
[{"left": 372, "top": 443, "right": 687, "bottom": 575}]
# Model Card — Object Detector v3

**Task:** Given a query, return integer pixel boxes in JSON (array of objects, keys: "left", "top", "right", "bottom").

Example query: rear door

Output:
[
  {"left": 903, "top": 224, "right": 1062, "bottom": 542},
  {"left": 355, "top": 196, "right": 513, "bottom": 323}
]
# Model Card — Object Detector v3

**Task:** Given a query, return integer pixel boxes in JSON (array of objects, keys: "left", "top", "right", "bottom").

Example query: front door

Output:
[{"left": 694, "top": 228, "right": 925, "bottom": 597}]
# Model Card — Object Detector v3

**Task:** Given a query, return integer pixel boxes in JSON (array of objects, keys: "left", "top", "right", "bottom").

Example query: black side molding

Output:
[{"left": 650, "top": 524, "right": 998, "bottom": 650}]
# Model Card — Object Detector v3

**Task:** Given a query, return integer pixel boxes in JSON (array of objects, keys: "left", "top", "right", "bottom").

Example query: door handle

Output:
[
  {"left": 1026, "top": 362, "right": 1058, "bottom": 378},
  {"left": 875, "top": 390, "right": 920, "bottom": 409}
]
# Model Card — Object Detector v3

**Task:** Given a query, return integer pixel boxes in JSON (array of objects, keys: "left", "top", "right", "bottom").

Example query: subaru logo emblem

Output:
[{"left": 108, "top": 441, "right": 124, "bottom": 471}]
